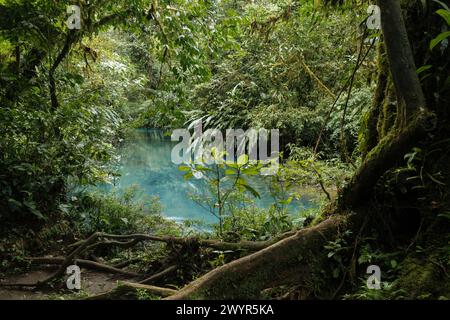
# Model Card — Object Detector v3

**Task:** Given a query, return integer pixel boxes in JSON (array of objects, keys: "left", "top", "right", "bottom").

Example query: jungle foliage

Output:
[{"left": 0, "top": 0, "right": 449, "bottom": 301}]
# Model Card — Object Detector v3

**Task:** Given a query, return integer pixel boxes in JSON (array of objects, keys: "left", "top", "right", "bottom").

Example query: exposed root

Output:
[
  {"left": 35, "top": 231, "right": 103, "bottom": 287},
  {"left": 340, "top": 110, "right": 435, "bottom": 209},
  {"left": 2, "top": 230, "right": 297, "bottom": 289},
  {"left": 87, "top": 281, "right": 176, "bottom": 299},
  {"left": 69, "top": 231, "right": 298, "bottom": 252},
  {"left": 0, "top": 282, "right": 39, "bottom": 288},
  {"left": 166, "top": 216, "right": 344, "bottom": 299},
  {"left": 2, "top": 217, "right": 343, "bottom": 298},
  {"left": 28, "top": 257, "right": 142, "bottom": 277}
]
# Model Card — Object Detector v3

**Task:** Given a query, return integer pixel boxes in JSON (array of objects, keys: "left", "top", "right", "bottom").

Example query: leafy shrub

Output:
[
  {"left": 221, "top": 205, "right": 293, "bottom": 242},
  {"left": 67, "top": 188, "right": 168, "bottom": 236}
]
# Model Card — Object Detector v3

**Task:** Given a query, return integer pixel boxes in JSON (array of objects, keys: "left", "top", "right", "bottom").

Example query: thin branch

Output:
[{"left": 300, "top": 58, "right": 336, "bottom": 99}]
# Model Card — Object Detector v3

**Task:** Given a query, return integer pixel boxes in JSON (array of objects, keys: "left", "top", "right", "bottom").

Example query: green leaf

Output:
[
  {"left": 390, "top": 259, "right": 398, "bottom": 268},
  {"left": 430, "top": 31, "right": 450, "bottom": 50},
  {"left": 8, "top": 198, "right": 23, "bottom": 210},
  {"left": 178, "top": 165, "right": 191, "bottom": 171},
  {"left": 23, "top": 201, "right": 45, "bottom": 219},
  {"left": 226, "top": 162, "right": 239, "bottom": 169},
  {"left": 224, "top": 169, "right": 237, "bottom": 175},
  {"left": 237, "top": 154, "right": 249, "bottom": 166},
  {"left": 195, "top": 165, "right": 212, "bottom": 172},
  {"left": 183, "top": 171, "right": 193, "bottom": 181},
  {"left": 279, "top": 196, "right": 293, "bottom": 205},
  {"left": 240, "top": 183, "right": 260, "bottom": 198},
  {"left": 241, "top": 167, "right": 259, "bottom": 175},
  {"left": 437, "top": 212, "right": 450, "bottom": 220},
  {"left": 436, "top": 9, "right": 450, "bottom": 25},
  {"left": 66, "top": 73, "right": 84, "bottom": 85},
  {"left": 416, "top": 65, "right": 432, "bottom": 74}
]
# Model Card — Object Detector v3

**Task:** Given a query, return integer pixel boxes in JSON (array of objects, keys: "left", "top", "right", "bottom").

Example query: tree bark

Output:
[
  {"left": 339, "top": 0, "right": 433, "bottom": 209},
  {"left": 377, "top": 0, "right": 426, "bottom": 126},
  {"left": 88, "top": 282, "right": 177, "bottom": 299},
  {"left": 340, "top": 109, "right": 435, "bottom": 209}
]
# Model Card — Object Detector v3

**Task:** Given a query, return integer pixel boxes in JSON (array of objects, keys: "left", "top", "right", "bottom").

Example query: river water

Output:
[{"left": 103, "top": 129, "right": 317, "bottom": 224}]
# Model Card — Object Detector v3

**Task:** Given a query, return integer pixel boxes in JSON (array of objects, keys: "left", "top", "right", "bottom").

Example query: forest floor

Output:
[{"left": 0, "top": 269, "right": 123, "bottom": 300}]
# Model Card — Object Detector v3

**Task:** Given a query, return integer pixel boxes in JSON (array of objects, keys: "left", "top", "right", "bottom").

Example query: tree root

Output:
[
  {"left": 2, "top": 230, "right": 297, "bottom": 289},
  {"left": 28, "top": 257, "right": 142, "bottom": 277},
  {"left": 87, "top": 281, "right": 177, "bottom": 299},
  {"left": 2, "top": 217, "right": 342, "bottom": 299},
  {"left": 340, "top": 110, "right": 435, "bottom": 209},
  {"left": 69, "top": 231, "right": 298, "bottom": 252},
  {"left": 34, "top": 232, "right": 103, "bottom": 287},
  {"left": 166, "top": 216, "right": 344, "bottom": 299},
  {"left": 60, "top": 217, "right": 342, "bottom": 300}
]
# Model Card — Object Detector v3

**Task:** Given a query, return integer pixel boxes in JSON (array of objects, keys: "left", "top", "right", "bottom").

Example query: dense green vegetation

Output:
[{"left": 0, "top": 0, "right": 449, "bottom": 300}]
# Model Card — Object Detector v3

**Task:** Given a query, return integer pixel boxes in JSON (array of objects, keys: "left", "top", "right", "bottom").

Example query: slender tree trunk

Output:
[{"left": 377, "top": 0, "right": 426, "bottom": 127}]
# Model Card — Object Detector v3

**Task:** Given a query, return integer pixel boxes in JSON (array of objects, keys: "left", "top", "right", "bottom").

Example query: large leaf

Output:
[
  {"left": 23, "top": 201, "right": 45, "bottom": 220},
  {"left": 242, "top": 183, "right": 261, "bottom": 199},
  {"left": 236, "top": 178, "right": 260, "bottom": 198},
  {"left": 241, "top": 167, "right": 259, "bottom": 175},
  {"left": 416, "top": 65, "right": 432, "bottom": 74},
  {"left": 430, "top": 31, "right": 450, "bottom": 50}
]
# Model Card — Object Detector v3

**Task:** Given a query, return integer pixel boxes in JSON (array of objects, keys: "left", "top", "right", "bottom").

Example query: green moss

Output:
[
  {"left": 378, "top": 78, "right": 397, "bottom": 138},
  {"left": 397, "top": 256, "right": 450, "bottom": 299},
  {"left": 360, "top": 43, "right": 387, "bottom": 157}
]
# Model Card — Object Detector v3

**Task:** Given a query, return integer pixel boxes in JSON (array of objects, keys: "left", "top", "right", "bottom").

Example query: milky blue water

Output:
[{"left": 104, "top": 129, "right": 316, "bottom": 224}]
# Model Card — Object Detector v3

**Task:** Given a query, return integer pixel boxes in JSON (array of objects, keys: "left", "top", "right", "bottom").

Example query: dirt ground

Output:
[{"left": 0, "top": 268, "right": 122, "bottom": 300}]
